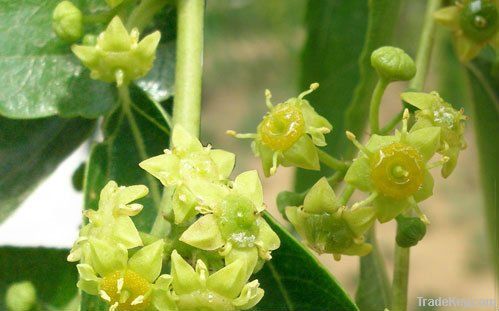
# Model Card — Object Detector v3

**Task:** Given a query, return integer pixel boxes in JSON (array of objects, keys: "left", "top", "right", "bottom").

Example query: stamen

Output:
[
  {"left": 115, "top": 69, "right": 124, "bottom": 87},
  {"left": 351, "top": 192, "right": 378, "bottom": 210},
  {"left": 131, "top": 295, "right": 145, "bottom": 306},
  {"left": 116, "top": 278, "right": 124, "bottom": 294},
  {"left": 109, "top": 302, "right": 119, "bottom": 311},
  {"left": 298, "top": 82, "right": 319, "bottom": 99},
  {"left": 99, "top": 290, "right": 111, "bottom": 302},
  {"left": 265, "top": 89, "right": 273, "bottom": 109},
  {"left": 426, "top": 156, "right": 449, "bottom": 170},
  {"left": 346, "top": 131, "right": 372, "bottom": 156},
  {"left": 226, "top": 130, "right": 257, "bottom": 139},
  {"left": 413, "top": 205, "right": 430, "bottom": 225},
  {"left": 401, "top": 108, "right": 410, "bottom": 140}
]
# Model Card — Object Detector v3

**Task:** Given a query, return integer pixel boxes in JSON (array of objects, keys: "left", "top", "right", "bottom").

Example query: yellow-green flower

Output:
[
  {"left": 140, "top": 125, "right": 235, "bottom": 224},
  {"left": 77, "top": 239, "right": 168, "bottom": 311},
  {"left": 68, "top": 181, "right": 148, "bottom": 263},
  {"left": 179, "top": 171, "right": 280, "bottom": 276},
  {"left": 228, "top": 84, "right": 332, "bottom": 176},
  {"left": 402, "top": 91, "right": 467, "bottom": 177},
  {"left": 344, "top": 110, "right": 444, "bottom": 223},
  {"left": 285, "top": 178, "right": 375, "bottom": 260},
  {"left": 72, "top": 16, "right": 161, "bottom": 85},
  {"left": 434, "top": 0, "right": 499, "bottom": 62},
  {"left": 168, "top": 250, "right": 264, "bottom": 311}
]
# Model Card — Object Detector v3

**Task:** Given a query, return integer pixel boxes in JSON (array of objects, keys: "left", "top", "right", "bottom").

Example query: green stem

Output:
[
  {"left": 339, "top": 185, "right": 355, "bottom": 206},
  {"left": 317, "top": 149, "right": 350, "bottom": 171},
  {"left": 126, "top": 0, "right": 170, "bottom": 31},
  {"left": 392, "top": 246, "right": 410, "bottom": 311},
  {"left": 118, "top": 85, "right": 162, "bottom": 206},
  {"left": 369, "top": 79, "right": 389, "bottom": 134},
  {"left": 392, "top": 1, "right": 441, "bottom": 310},
  {"left": 171, "top": 0, "right": 205, "bottom": 136},
  {"left": 151, "top": 0, "right": 205, "bottom": 235},
  {"left": 409, "top": 0, "right": 442, "bottom": 91}
]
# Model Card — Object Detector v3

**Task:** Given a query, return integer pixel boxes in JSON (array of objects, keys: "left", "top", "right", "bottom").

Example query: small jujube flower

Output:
[
  {"left": 72, "top": 16, "right": 161, "bottom": 85},
  {"left": 434, "top": 0, "right": 499, "bottom": 61},
  {"left": 77, "top": 239, "right": 168, "bottom": 311},
  {"left": 52, "top": 1, "right": 83, "bottom": 42},
  {"left": 5, "top": 281, "right": 37, "bottom": 311},
  {"left": 68, "top": 181, "right": 148, "bottom": 263},
  {"left": 344, "top": 110, "right": 444, "bottom": 223},
  {"left": 402, "top": 91, "right": 467, "bottom": 177},
  {"left": 370, "top": 46, "right": 417, "bottom": 82},
  {"left": 285, "top": 178, "right": 376, "bottom": 260},
  {"left": 179, "top": 170, "right": 280, "bottom": 276},
  {"left": 228, "top": 83, "right": 332, "bottom": 176},
  {"left": 168, "top": 250, "right": 264, "bottom": 310},
  {"left": 140, "top": 125, "right": 236, "bottom": 224}
]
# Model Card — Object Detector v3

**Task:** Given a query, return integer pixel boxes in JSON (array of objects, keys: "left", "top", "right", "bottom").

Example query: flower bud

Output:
[
  {"left": 6, "top": 281, "right": 36, "bottom": 311},
  {"left": 395, "top": 215, "right": 427, "bottom": 247},
  {"left": 371, "top": 46, "right": 416, "bottom": 82},
  {"left": 52, "top": 1, "right": 83, "bottom": 42}
]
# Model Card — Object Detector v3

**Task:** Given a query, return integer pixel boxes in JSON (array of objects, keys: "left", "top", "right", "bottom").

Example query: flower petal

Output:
[
  {"left": 232, "top": 280, "right": 264, "bottom": 310},
  {"left": 179, "top": 214, "right": 225, "bottom": 250},
  {"left": 111, "top": 216, "right": 143, "bottom": 249},
  {"left": 303, "top": 177, "right": 339, "bottom": 214},
  {"left": 406, "top": 126, "right": 441, "bottom": 161},
  {"left": 171, "top": 250, "right": 201, "bottom": 294},
  {"left": 281, "top": 136, "right": 320, "bottom": 170},
  {"left": 139, "top": 153, "right": 180, "bottom": 186},
  {"left": 207, "top": 259, "right": 247, "bottom": 298},
  {"left": 433, "top": 6, "right": 460, "bottom": 30},
  {"left": 128, "top": 240, "right": 165, "bottom": 283},
  {"left": 171, "top": 125, "right": 203, "bottom": 154},
  {"left": 210, "top": 149, "right": 236, "bottom": 179},
  {"left": 401, "top": 92, "right": 436, "bottom": 110},
  {"left": 342, "top": 205, "right": 377, "bottom": 237},
  {"left": 234, "top": 170, "right": 264, "bottom": 212},
  {"left": 413, "top": 171, "right": 434, "bottom": 202},
  {"left": 88, "top": 238, "right": 127, "bottom": 276},
  {"left": 344, "top": 156, "right": 373, "bottom": 192},
  {"left": 374, "top": 196, "right": 415, "bottom": 223}
]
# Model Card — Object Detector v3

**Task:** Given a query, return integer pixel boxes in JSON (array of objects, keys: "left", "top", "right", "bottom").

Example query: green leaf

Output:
[
  {"left": 355, "top": 228, "right": 391, "bottom": 311},
  {"left": 466, "top": 58, "right": 499, "bottom": 279},
  {"left": 252, "top": 213, "right": 358, "bottom": 311},
  {"left": 0, "top": 116, "right": 95, "bottom": 222},
  {"left": 81, "top": 86, "right": 170, "bottom": 311},
  {"left": 0, "top": 0, "right": 117, "bottom": 119},
  {"left": 296, "top": 0, "right": 368, "bottom": 191},
  {"left": 0, "top": 247, "right": 78, "bottom": 310}
]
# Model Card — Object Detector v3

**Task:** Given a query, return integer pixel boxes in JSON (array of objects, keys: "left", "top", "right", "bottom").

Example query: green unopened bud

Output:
[
  {"left": 52, "top": 1, "right": 83, "bottom": 42},
  {"left": 371, "top": 46, "right": 416, "bottom": 82},
  {"left": 395, "top": 215, "right": 427, "bottom": 248},
  {"left": 459, "top": 0, "right": 498, "bottom": 43},
  {"left": 6, "top": 281, "right": 37, "bottom": 311}
]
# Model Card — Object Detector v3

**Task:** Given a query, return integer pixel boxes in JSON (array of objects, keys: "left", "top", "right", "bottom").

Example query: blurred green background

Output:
[{"left": 199, "top": 1, "right": 495, "bottom": 310}]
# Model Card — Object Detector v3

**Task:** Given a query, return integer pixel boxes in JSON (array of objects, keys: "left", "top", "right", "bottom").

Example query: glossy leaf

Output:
[
  {"left": 80, "top": 86, "right": 170, "bottom": 310},
  {"left": 296, "top": 0, "right": 368, "bottom": 192},
  {"left": 0, "top": 0, "right": 117, "bottom": 119},
  {"left": 252, "top": 213, "right": 358, "bottom": 311},
  {"left": 0, "top": 116, "right": 95, "bottom": 222},
  {"left": 0, "top": 247, "right": 78, "bottom": 310},
  {"left": 466, "top": 58, "right": 499, "bottom": 279}
]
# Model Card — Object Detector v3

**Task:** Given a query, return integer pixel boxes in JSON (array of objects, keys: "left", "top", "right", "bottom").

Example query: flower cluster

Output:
[
  {"left": 228, "top": 83, "right": 332, "bottom": 176},
  {"left": 434, "top": 0, "right": 499, "bottom": 62},
  {"left": 69, "top": 126, "right": 280, "bottom": 310},
  {"left": 241, "top": 46, "right": 467, "bottom": 258}
]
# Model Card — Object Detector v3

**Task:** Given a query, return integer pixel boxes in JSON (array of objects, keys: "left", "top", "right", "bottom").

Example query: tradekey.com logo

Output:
[{"left": 417, "top": 296, "right": 497, "bottom": 309}]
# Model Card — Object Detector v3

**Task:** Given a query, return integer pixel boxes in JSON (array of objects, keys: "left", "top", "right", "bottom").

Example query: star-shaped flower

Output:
[
  {"left": 434, "top": 0, "right": 499, "bottom": 62},
  {"left": 68, "top": 181, "right": 148, "bottom": 263},
  {"left": 72, "top": 16, "right": 161, "bottom": 85},
  {"left": 344, "top": 110, "right": 444, "bottom": 223},
  {"left": 228, "top": 83, "right": 332, "bottom": 176},
  {"left": 140, "top": 125, "right": 235, "bottom": 224}
]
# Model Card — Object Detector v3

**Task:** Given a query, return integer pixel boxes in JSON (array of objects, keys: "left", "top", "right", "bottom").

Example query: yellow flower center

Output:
[
  {"left": 259, "top": 103, "right": 305, "bottom": 151},
  {"left": 370, "top": 143, "right": 424, "bottom": 199},
  {"left": 100, "top": 270, "right": 151, "bottom": 311}
]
